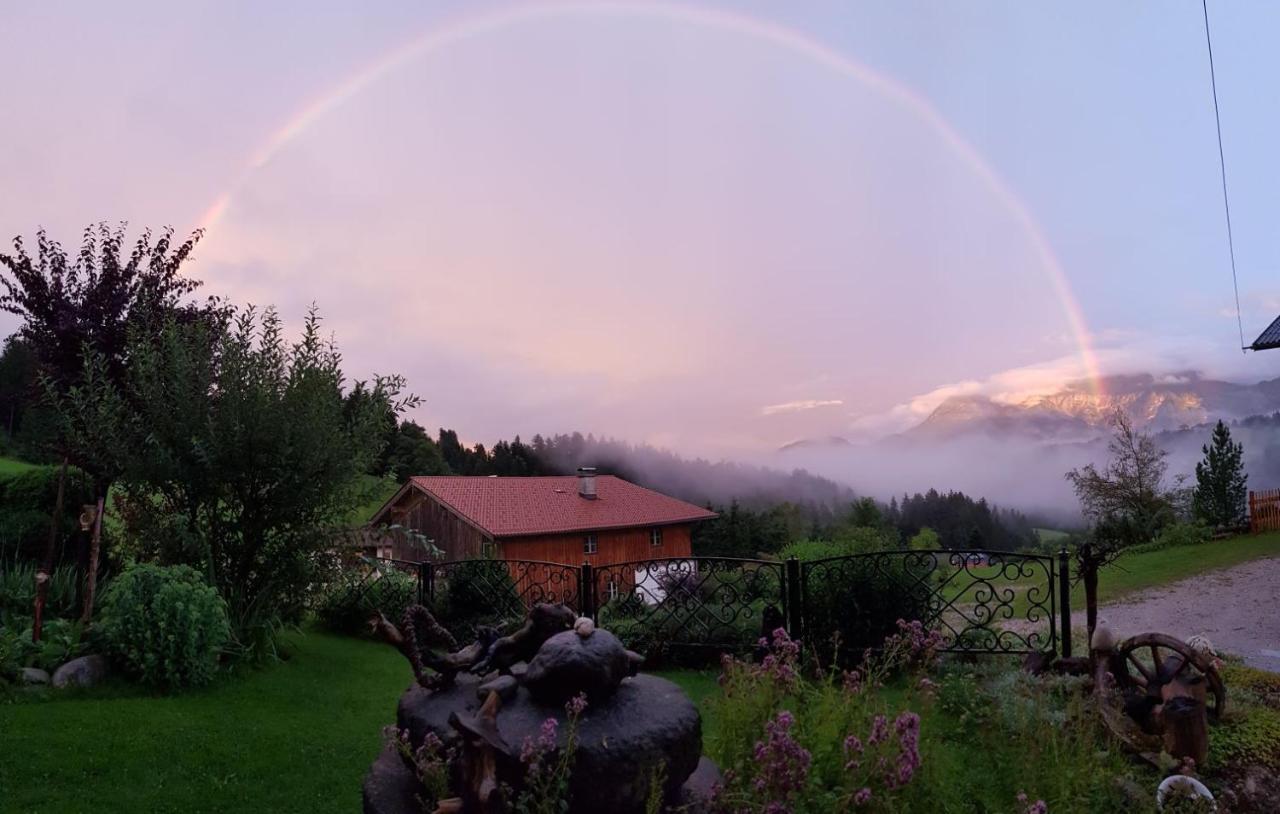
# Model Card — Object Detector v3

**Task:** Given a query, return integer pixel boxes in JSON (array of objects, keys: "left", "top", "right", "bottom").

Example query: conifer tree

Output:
[{"left": 1192, "top": 420, "right": 1247, "bottom": 529}]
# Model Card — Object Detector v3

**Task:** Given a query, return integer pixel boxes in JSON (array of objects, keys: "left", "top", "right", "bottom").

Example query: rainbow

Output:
[{"left": 195, "top": 1, "right": 1103, "bottom": 396}]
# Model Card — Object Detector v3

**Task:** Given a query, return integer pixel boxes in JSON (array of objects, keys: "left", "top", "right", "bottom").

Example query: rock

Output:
[
  {"left": 21, "top": 667, "right": 51, "bottom": 685},
  {"left": 362, "top": 742, "right": 425, "bottom": 814},
  {"left": 523, "top": 628, "right": 634, "bottom": 704},
  {"left": 678, "top": 756, "right": 723, "bottom": 814},
  {"left": 574, "top": 617, "right": 595, "bottom": 637},
  {"left": 477, "top": 674, "right": 518, "bottom": 703},
  {"left": 51, "top": 654, "right": 109, "bottom": 688},
  {"left": 391, "top": 673, "right": 702, "bottom": 814}
]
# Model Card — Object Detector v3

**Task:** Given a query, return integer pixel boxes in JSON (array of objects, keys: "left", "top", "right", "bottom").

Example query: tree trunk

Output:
[
  {"left": 33, "top": 456, "right": 69, "bottom": 643},
  {"left": 80, "top": 494, "right": 106, "bottom": 625}
]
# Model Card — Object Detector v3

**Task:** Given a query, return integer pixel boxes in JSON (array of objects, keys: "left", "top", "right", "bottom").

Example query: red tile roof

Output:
[{"left": 375, "top": 475, "right": 717, "bottom": 538}]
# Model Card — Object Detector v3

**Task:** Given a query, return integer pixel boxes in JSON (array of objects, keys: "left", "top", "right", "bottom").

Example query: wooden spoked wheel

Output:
[{"left": 1110, "top": 633, "right": 1226, "bottom": 720}]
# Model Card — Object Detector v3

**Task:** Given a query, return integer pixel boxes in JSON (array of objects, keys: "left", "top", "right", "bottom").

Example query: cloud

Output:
[{"left": 761, "top": 399, "right": 844, "bottom": 416}]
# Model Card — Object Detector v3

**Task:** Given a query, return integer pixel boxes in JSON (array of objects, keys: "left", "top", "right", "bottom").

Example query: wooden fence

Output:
[{"left": 1249, "top": 489, "right": 1280, "bottom": 533}]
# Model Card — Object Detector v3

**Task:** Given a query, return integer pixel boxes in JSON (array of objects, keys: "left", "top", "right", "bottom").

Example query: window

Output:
[
  {"left": 650, "top": 528, "right": 663, "bottom": 547},
  {"left": 481, "top": 541, "right": 496, "bottom": 558},
  {"left": 583, "top": 534, "right": 598, "bottom": 555},
  {"left": 606, "top": 580, "right": 619, "bottom": 600}
]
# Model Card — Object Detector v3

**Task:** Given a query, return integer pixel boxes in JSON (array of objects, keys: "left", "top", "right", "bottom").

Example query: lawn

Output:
[
  {"left": 0, "top": 631, "right": 718, "bottom": 814},
  {"left": 0, "top": 631, "right": 410, "bottom": 814},
  {"left": 0, "top": 455, "right": 38, "bottom": 476},
  {"left": 1085, "top": 529, "right": 1280, "bottom": 606}
]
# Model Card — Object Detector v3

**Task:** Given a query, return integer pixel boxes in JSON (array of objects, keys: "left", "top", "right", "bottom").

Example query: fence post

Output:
[
  {"left": 1057, "top": 546, "right": 1072, "bottom": 659},
  {"left": 784, "top": 557, "right": 803, "bottom": 641},
  {"left": 580, "top": 561, "right": 596, "bottom": 621},
  {"left": 417, "top": 561, "right": 432, "bottom": 606}
]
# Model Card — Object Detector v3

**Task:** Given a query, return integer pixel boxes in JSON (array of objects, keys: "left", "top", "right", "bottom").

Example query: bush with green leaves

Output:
[
  {"left": 96, "top": 563, "right": 230, "bottom": 690},
  {"left": 0, "top": 465, "right": 94, "bottom": 563},
  {"left": 317, "top": 563, "right": 417, "bottom": 635},
  {"left": 781, "top": 540, "right": 932, "bottom": 665}
]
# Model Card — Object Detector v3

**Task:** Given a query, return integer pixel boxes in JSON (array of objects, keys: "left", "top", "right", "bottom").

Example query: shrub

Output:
[
  {"left": 96, "top": 563, "right": 230, "bottom": 690},
  {"left": 0, "top": 466, "right": 94, "bottom": 562},
  {"left": 317, "top": 563, "right": 417, "bottom": 635},
  {"left": 431, "top": 559, "right": 521, "bottom": 639},
  {"left": 1125, "top": 521, "right": 1211, "bottom": 555},
  {"left": 782, "top": 541, "right": 932, "bottom": 665}
]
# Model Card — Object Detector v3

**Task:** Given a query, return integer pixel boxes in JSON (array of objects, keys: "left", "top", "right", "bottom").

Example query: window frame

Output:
[
  {"left": 583, "top": 533, "right": 598, "bottom": 555},
  {"left": 649, "top": 527, "right": 663, "bottom": 548}
]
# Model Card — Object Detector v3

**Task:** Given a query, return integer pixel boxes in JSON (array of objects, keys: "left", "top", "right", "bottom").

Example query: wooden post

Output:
[
  {"left": 32, "top": 456, "right": 68, "bottom": 643},
  {"left": 1057, "top": 547, "right": 1072, "bottom": 659},
  {"left": 80, "top": 495, "right": 105, "bottom": 625},
  {"left": 784, "top": 556, "right": 803, "bottom": 642}
]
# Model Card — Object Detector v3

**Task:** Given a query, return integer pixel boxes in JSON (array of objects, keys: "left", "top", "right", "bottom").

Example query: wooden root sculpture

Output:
[
  {"left": 1092, "top": 630, "right": 1225, "bottom": 769},
  {"left": 372, "top": 602, "right": 576, "bottom": 690},
  {"left": 434, "top": 690, "right": 511, "bottom": 814},
  {"left": 469, "top": 603, "right": 576, "bottom": 676},
  {"left": 370, "top": 605, "right": 498, "bottom": 689}
]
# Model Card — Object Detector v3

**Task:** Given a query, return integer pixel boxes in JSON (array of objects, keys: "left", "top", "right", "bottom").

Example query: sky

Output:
[{"left": 2, "top": 1, "right": 1279, "bottom": 458}]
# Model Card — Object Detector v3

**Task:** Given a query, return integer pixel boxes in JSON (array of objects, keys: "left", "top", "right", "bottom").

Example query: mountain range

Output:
[{"left": 784, "top": 373, "right": 1280, "bottom": 449}]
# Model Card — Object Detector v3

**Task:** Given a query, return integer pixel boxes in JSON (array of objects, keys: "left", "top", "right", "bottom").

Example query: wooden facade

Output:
[
  {"left": 1249, "top": 489, "right": 1280, "bottom": 533},
  {"left": 500, "top": 523, "right": 693, "bottom": 565},
  {"left": 380, "top": 488, "right": 490, "bottom": 560}
]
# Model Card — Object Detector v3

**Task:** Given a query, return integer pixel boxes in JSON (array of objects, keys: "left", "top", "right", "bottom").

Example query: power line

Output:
[{"left": 1202, "top": 0, "right": 1247, "bottom": 352}]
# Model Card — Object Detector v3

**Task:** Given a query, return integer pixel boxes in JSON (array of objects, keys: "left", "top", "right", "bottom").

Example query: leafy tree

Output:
[
  {"left": 1065, "top": 411, "right": 1182, "bottom": 640},
  {"left": 1, "top": 225, "right": 214, "bottom": 631},
  {"left": 1065, "top": 411, "right": 1178, "bottom": 549},
  {"left": 53, "top": 306, "right": 415, "bottom": 653},
  {"left": 1192, "top": 420, "right": 1247, "bottom": 530},
  {"left": 0, "top": 335, "right": 33, "bottom": 439}
]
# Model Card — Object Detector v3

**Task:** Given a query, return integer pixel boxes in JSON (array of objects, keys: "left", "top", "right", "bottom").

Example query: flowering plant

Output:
[
  {"left": 384, "top": 725, "right": 452, "bottom": 811},
  {"left": 514, "top": 693, "right": 588, "bottom": 814}
]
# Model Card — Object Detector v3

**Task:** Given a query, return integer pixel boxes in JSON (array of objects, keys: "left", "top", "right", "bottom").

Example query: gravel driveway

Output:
[{"left": 1085, "top": 555, "right": 1280, "bottom": 673}]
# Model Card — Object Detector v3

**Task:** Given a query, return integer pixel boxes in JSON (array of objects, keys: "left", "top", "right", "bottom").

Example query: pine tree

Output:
[{"left": 1192, "top": 420, "right": 1247, "bottom": 529}]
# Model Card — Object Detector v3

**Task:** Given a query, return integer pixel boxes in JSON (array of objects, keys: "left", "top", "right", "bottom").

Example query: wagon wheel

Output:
[{"left": 1111, "top": 633, "right": 1226, "bottom": 720}]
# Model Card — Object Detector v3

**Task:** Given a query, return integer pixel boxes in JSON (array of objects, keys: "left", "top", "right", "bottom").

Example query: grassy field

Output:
[
  {"left": 1085, "top": 529, "right": 1280, "bottom": 605},
  {"left": 0, "top": 631, "right": 718, "bottom": 814},
  {"left": 0, "top": 455, "right": 38, "bottom": 476}
]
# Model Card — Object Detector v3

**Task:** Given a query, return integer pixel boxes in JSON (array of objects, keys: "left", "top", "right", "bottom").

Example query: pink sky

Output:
[{"left": 2, "top": 2, "right": 1277, "bottom": 457}]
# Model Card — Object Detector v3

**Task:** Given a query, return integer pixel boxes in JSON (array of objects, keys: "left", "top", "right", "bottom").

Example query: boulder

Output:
[
  {"left": 362, "top": 743, "right": 425, "bottom": 814},
  {"left": 21, "top": 667, "right": 51, "bottom": 685},
  {"left": 522, "top": 628, "right": 640, "bottom": 704},
  {"left": 678, "top": 756, "right": 723, "bottom": 814},
  {"left": 390, "top": 673, "right": 704, "bottom": 814},
  {"left": 52, "top": 654, "right": 109, "bottom": 688}
]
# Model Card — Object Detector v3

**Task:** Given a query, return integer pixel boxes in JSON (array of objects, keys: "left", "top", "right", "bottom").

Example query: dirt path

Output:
[{"left": 1083, "top": 555, "right": 1280, "bottom": 673}]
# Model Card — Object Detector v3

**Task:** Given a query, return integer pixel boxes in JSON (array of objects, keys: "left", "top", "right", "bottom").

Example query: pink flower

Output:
[
  {"left": 853, "top": 787, "right": 872, "bottom": 806},
  {"left": 565, "top": 693, "right": 588, "bottom": 717}
]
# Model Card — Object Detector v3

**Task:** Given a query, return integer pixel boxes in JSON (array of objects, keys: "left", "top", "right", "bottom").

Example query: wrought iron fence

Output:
[
  {"left": 798, "top": 550, "right": 1059, "bottom": 664},
  {"left": 420, "top": 559, "right": 580, "bottom": 642},
  {"left": 592, "top": 557, "right": 785, "bottom": 663},
  {"left": 369, "top": 547, "right": 1072, "bottom": 664}
]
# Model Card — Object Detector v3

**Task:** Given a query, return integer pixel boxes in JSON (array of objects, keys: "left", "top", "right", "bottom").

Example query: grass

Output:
[
  {"left": 0, "top": 630, "right": 719, "bottom": 814},
  {"left": 0, "top": 455, "right": 38, "bottom": 476},
  {"left": 1034, "top": 527, "right": 1070, "bottom": 545},
  {"left": 0, "top": 631, "right": 410, "bottom": 814},
  {"left": 1085, "top": 529, "right": 1280, "bottom": 606}
]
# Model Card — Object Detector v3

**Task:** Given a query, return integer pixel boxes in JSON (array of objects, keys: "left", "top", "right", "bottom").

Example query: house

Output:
[
  {"left": 1250, "top": 314, "right": 1280, "bottom": 351},
  {"left": 368, "top": 468, "right": 717, "bottom": 566}
]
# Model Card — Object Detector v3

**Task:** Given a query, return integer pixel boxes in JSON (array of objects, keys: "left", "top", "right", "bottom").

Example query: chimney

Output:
[{"left": 577, "top": 467, "right": 598, "bottom": 500}]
